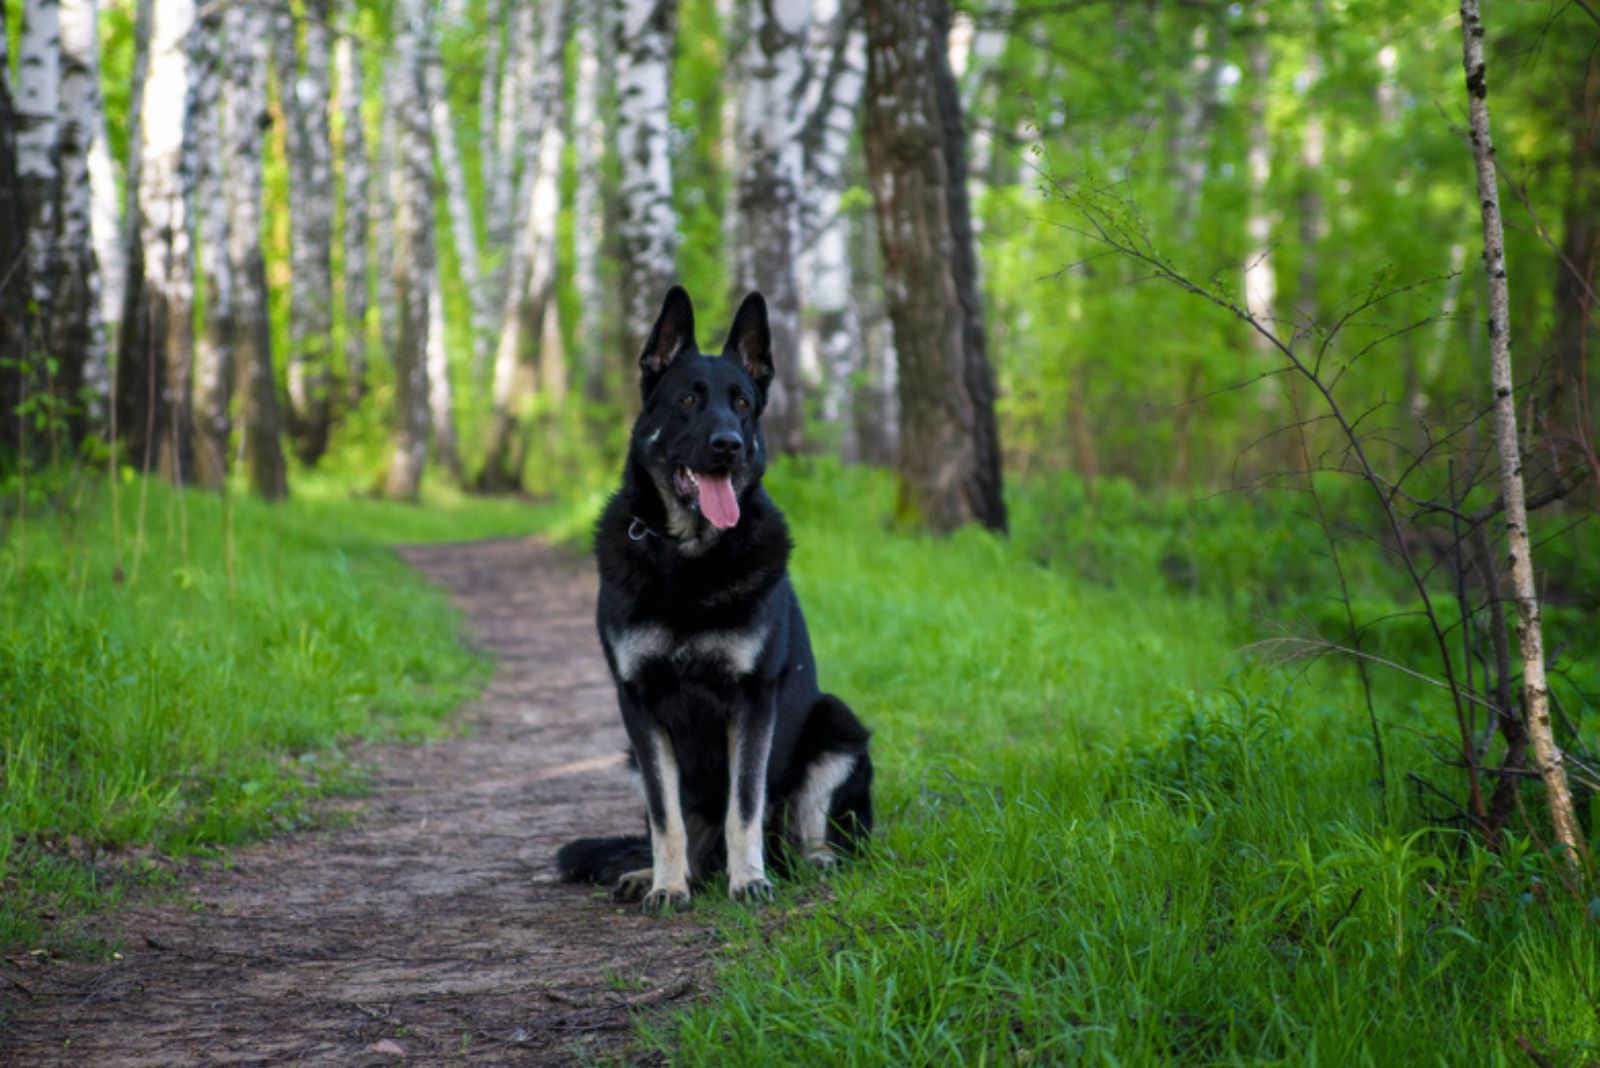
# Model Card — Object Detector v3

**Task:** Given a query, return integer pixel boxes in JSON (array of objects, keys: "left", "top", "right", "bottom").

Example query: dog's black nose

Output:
[{"left": 710, "top": 431, "right": 744, "bottom": 457}]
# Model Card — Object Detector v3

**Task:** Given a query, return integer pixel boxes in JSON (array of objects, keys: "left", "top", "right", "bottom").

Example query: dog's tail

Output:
[{"left": 556, "top": 835, "right": 651, "bottom": 885}]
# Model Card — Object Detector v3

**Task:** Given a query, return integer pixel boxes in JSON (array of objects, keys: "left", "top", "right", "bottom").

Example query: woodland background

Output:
[{"left": 3, "top": 0, "right": 1600, "bottom": 1062}]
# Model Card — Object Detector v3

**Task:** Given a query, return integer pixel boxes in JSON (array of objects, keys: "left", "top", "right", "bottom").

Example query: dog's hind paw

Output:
[
  {"left": 729, "top": 877, "right": 775, "bottom": 904},
  {"left": 804, "top": 847, "right": 839, "bottom": 870},
  {"left": 611, "top": 868, "right": 654, "bottom": 904},
  {"left": 640, "top": 886, "right": 691, "bottom": 914}
]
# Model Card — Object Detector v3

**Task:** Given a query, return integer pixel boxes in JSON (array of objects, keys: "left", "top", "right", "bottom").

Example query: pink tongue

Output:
[{"left": 696, "top": 472, "right": 740, "bottom": 529}]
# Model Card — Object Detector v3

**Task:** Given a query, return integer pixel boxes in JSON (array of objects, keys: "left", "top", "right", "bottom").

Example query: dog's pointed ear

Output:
[
  {"left": 722, "top": 292, "right": 775, "bottom": 394},
  {"left": 639, "top": 286, "right": 697, "bottom": 398}
]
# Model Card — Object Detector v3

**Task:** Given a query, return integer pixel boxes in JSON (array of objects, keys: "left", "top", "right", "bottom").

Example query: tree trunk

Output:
[
  {"left": 732, "top": 0, "right": 811, "bottom": 453},
  {"left": 798, "top": 0, "right": 866, "bottom": 460},
  {"left": 139, "top": 0, "right": 197, "bottom": 484},
  {"left": 384, "top": 0, "right": 434, "bottom": 501},
  {"left": 1242, "top": 7, "right": 1276, "bottom": 351},
  {"left": 1460, "top": 0, "right": 1587, "bottom": 872},
  {"left": 426, "top": 259, "right": 462, "bottom": 482},
  {"left": 16, "top": 0, "right": 61, "bottom": 333},
  {"left": 273, "top": 0, "right": 337, "bottom": 467},
  {"left": 425, "top": 50, "right": 492, "bottom": 371},
  {"left": 486, "top": 0, "right": 532, "bottom": 310},
  {"left": 861, "top": 0, "right": 1006, "bottom": 533},
  {"left": 572, "top": 0, "right": 612, "bottom": 403},
  {"left": 1548, "top": 54, "right": 1600, "bottom": 438},
  {"left": 190, "top": 12, "right": 232, "bottom": 488},
  {"left": 615, "top": 0, "right": 680, "bottom": 368},
  {"left": 335, "top": 30, "right": 370, "bottom": 406},
  {"left": 54, "top": 0, "right": 109, "bottom": 440},
  {"left": 479, "top": 0, "right": 569, "bottom": 491},
  {"left": 0, "top": 38, "right": 35, "bottom": 451},
  {"left": 373, "top": 59, "right": 398, "bottom": 361},
  {"left": 478, "top": 0, "right": 505, "bottom": 222},
  {"left": 223, "top": 1, "right": 286, "bottom": 499},
  {"left": 114, "top": 0, "right": 154, "bottom": 466}
]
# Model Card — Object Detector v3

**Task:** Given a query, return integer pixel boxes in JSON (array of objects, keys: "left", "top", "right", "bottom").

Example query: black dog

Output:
[{"left": 556, "top": 286, "right": 873, "bottom": 912}]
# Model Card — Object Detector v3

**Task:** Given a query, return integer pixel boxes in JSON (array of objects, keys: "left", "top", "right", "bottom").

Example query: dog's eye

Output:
[
  {"left": 733, "top": 395, "right": 750, "bottom": 411},
  {"left": 680, "top": 392, "right": 697, "bottom": 406}
]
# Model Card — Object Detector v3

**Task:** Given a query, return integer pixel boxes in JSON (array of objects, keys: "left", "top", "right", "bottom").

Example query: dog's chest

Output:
[{"left": 607, "top": 622, "right": 770, "bottom": 683}]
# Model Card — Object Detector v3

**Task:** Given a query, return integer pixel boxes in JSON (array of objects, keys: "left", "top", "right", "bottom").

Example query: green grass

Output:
[
  {"left": 642, "top": 461, "right": 1600, "bottom": 1066},
  {"left": 0, "top": 469, "right": 554, "bottom": 953}
]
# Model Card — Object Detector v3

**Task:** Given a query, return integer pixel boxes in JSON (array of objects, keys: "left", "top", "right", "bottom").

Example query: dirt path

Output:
[{"left": 1, "top": 538, "right": 711, "bottom": 1066}]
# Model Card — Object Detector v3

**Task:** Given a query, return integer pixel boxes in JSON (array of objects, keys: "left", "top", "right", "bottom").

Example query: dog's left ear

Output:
[{"left": 722, "top": 292, "right": 775, "bottom": 394}]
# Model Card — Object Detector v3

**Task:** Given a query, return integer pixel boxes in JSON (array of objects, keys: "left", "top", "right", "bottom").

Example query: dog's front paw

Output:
[
  {"left": 611, "top": 868, "right": 654, "bottom": 904},
  {"left": 640, "top": 886, "right": 691, "bottom": 914},
  {"left": 729, "top": 877, "right": 775, "bottom": 904}
]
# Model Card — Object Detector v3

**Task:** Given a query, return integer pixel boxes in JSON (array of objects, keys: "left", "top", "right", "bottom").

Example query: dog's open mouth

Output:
[{"left": 673, "top": 466, "right": 740, "bottom": 530}]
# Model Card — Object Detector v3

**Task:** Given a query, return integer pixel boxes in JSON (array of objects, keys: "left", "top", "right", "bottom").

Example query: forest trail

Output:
[{"left": 1, "top": 538, "right": 709, "bottom": 1066}]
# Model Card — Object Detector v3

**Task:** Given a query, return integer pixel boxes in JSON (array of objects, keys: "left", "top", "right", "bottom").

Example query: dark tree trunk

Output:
[
  {"left": 1549, "top": 54, "right": 1600, "bottom": 440},
  {"left": 0, "top": 62, "right": 35, "bottom": 460},
  {"left": 861, "top": 0, "right": 1006, "bottom": 533}
]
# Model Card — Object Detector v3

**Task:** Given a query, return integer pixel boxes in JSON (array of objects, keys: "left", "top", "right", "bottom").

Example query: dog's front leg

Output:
[
  {"left": 726, "top": 699, "right": 776, "bottom": 903},
  {"left": 622, "top": 706, "right": 692, "bottom": 913}
]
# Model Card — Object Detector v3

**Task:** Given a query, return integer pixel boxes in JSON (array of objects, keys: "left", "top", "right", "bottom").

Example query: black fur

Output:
[{"left": 556, "top": 287, "right": 873, "bottom": 911}]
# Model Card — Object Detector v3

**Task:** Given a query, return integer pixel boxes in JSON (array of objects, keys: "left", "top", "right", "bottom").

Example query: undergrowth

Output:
[
  {"left": 0, "top": 470, "right": 552, "bottom": 954},
  {"left": 643, "top": 460, "right": 1600, "bottom": 1066}
]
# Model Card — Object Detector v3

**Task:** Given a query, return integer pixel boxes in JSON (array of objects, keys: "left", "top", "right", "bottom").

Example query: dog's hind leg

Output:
[
  {"left": 792, "top": 750, "right": 864, "bottom": 868},
  {"left": 726, "top": 709, "right": 776, "bottom": 903}
]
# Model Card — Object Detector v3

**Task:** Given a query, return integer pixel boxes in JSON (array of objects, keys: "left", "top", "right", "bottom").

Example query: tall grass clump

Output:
[
  {"left": 0, "top": 472, "right": 552, "bottom": 951},
  {"left": 651, "top": 460, "right": 1600, "bottom": 1066}
]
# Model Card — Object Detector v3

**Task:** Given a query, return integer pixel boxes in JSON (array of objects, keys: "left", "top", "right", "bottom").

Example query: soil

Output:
[{"left": 0, "top": 538, "right": 714, "bottom": 1066}]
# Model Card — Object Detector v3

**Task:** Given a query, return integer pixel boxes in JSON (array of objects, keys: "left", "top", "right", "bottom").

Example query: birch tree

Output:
[
  {"left": 732, "top": 0, "right": 811, "bottom": 453},
  {"left": 572, "top": 0, "right": 613, "bottom": 401},
  {"left": 16, "top": 0, "right": 61, "bottom": 328},
  {"left": 373, "top": 60, "right": 398, "bottom": 360},
  {"left": 424, "top": 48, "right": 491, "bottom": 369},
  {"left": 223, "top": 2, "right": 286, "bottom": 499},
  {"left": 1459, "top": 0, "right": 1587, "bottom": 873},
  {"left": 485, "top": 0, "right": 534, "bottom": 312},
  {"left": 190, "top": 14, "right": 232, "bottom": 488},
  {"left": 138, "top": 0, "right": 197, "bottom": 482},
  {"left": 335, "top": 31, "right": 370, "bottom": 405},
  {"left": 1242, "top": 7, "right": 1276, "bottom": 356},
  {"left": 797, "top": 0, "right": 866, "bottom": 459},
  {"left": 861, "top": 0, "right": 1006, "bottom": 533},
  {"left": 273, "top": 0, "right": 336, "bottom": 466},
  {"left": 426, "top": 261, "right": 462, "bottom": 481},
  {"left": 479, "top": 0, "right": 569, "bottom": 490},
  {"left": 384, "top": 0, "right": 434, "bottom": 501},
  {"left": 615, "top": 0, "right": 680, "bottom": 367},
  {"left": 113, "top": 0, "right": 154, "bottom": 462},
  {"left": 53, "top": 0, "right": 108, "bottom": 435},
  {"left": 0, "top": 38, "right": 33, "bottom": 437}
]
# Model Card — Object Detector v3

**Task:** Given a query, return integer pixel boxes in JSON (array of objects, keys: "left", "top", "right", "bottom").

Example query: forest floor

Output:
[{"left": 0, "top": 537, "right": 709, "bottom": 1067}]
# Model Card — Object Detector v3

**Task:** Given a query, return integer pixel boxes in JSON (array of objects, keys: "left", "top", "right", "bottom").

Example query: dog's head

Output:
[{"left": 630, "top": 286, "right": 775, "bottom": 535}]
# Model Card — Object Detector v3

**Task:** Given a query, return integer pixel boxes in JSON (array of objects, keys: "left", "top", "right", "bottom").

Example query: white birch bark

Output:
[
  {"left": 139, "top": 0, "right": 196, "bottom": 481},
  {"left": 425, "top": 51, "right": 492, "bottom": 372},
  {"left": 55, "top": 0, "right": 108, "bottom": 426},
  {"left": 190, "top": 13, "right": 232, "bottom": 488},
  {"left": 273, "top": 0, "right": 337, "bottom": 466},
  {"left": 384, "top": 0, "right": 434, "bottom": 501},
  {"left": 797, "top": 0, "right": 865, "bottom": 459},
  {"left": 373, "top": 59, "right": 398, "bottom": 359},
  {"left": 615, "top": 0, "right": 680, "bottom": 364},
  {"left": 223, "top": 1, "right": 286, "bottom": 498},
  {"left": 572, "top": 0, "right": 612, "bottom": 400},
  {"left": 335, "top": 32, "right": 370, "bottom": 404},
  {"left": 426, "top": 259, "right": 462, "bottom": 480},
  {"left": 486, "top": 0, "right": 534, "bottom": 301},
  {"left": 481, "top": 0, "right": 568, "bottom": 490},
  {"left": 89, "top": 97, "right": 120, "bottom": 341},
  {"left": 732, "top": 0, "right": 811, "bottom": 451},
  {"left": 1459, "top": 0, "right": 1587, "bottom": 871},
  {"left": 16, "top": 0, "right": 61, "bottom": 320},
  {"left": 478, "top": 0, "right": 505, "bottom": 208}
]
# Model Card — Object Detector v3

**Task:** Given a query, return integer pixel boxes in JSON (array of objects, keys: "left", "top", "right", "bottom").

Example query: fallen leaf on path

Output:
[{"left": 366, "top": 1038, "right": 406, "bottom": 1057}]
